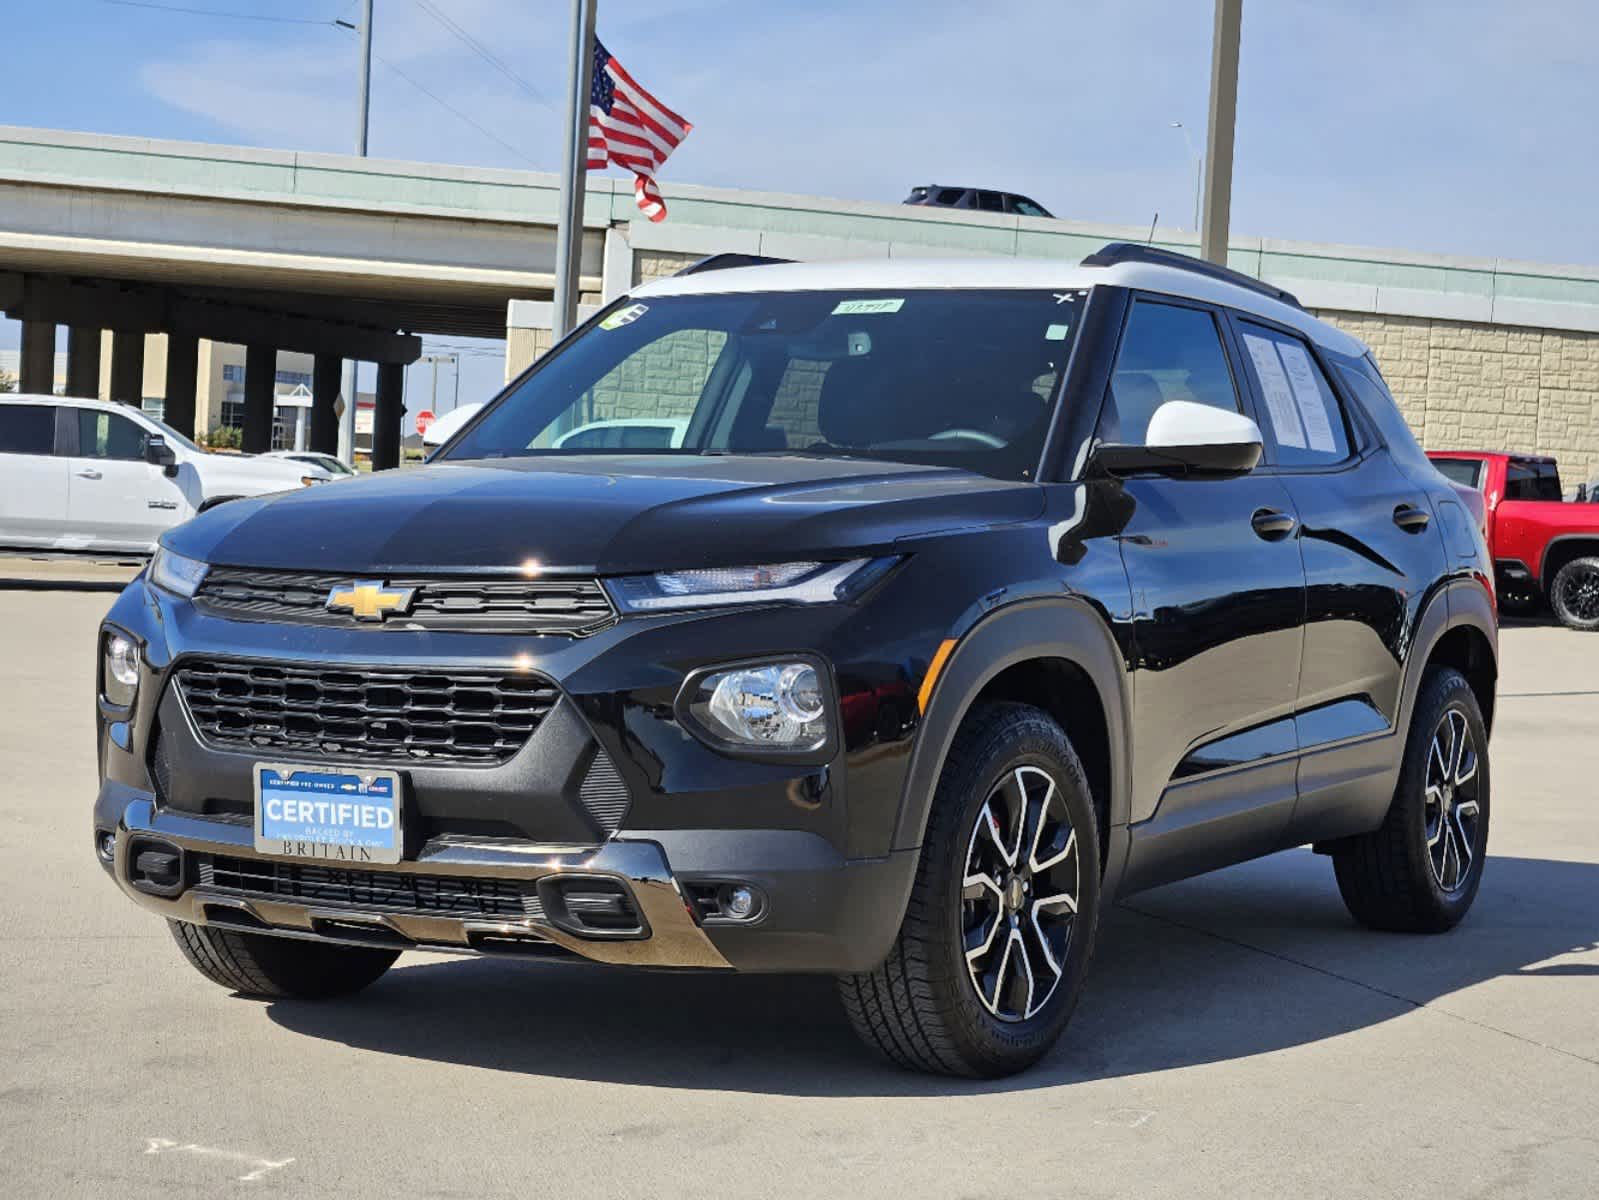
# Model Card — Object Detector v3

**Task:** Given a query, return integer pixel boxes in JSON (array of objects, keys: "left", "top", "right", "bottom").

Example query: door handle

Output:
[
  {"left": 1251, "top": 508, "right": 1298, "bottom": 541},
  {"left": 1393, "top": 503, "right": 1431, "bottom": 532},
  {"left": 76, "top": 469, "right": 102, "bottom": 480}
]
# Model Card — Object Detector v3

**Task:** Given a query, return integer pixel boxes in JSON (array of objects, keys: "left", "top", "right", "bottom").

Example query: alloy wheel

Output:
[
  {"left": 1555, "top": 563, "right": 1599, "bottom": 623},
  {"left": 1424, "top": 708, "right": 1481, "bottom": 892},
  {"left": 961, "top": 765, "right": 1080, "bottom": 1022}
]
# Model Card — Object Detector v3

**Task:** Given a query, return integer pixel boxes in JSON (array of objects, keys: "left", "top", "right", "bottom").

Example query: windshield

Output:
[
  {"left": 443, "top": 288, "right": 1085, "bottom": 481},
  {"left": 147, "top": 415, "right": 202, "bottom": 455}
]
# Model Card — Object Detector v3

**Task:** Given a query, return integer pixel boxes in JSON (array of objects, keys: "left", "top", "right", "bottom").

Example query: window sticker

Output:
[
  {"left": 1241, "top": 333, "right": 1306, "bottom": 449},
  {"left": 831, "top": 298, "right": 904, "bottom": 315},
  {"left": 1274, "top": 340, "right": 1337, "bottom": 453},
  {"left": 599, "top": 303, "right": 648, "bottom": 330},
  {"left": 1045, "top": 323, "right": 1070, "bottom": 341}
]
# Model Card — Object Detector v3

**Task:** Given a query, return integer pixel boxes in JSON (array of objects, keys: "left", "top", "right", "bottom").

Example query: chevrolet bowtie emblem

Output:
[{"left": 325, "top": 580, "right": 416, "bottom": 622}]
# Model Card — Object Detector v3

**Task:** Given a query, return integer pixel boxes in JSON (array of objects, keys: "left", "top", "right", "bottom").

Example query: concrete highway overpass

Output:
[{"left": 4, "top": 124, "right": 1599, "bottom": 474}]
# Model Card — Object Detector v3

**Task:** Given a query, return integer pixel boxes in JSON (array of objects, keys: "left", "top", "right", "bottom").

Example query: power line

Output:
[
  {"left": 409, "top": 0, "right": 554, "bottom": 111},
  {"left": 101, "top": 0, "right": 340, "bottom": 24},
  {"left": 371, "top": 50, "right": 538, "bottom": 166}
]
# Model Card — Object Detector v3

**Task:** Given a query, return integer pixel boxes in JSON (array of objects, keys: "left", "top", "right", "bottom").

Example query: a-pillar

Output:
[
  {"left": 242, "top": 345, "right": 276, "bottom": 453},
  {"left": 19, "top": 320, "right": 55, "bottom": 395},
  {"left": 372, "top": 361, "right": 405, "bottom": 471},
  {"left": 108, "top": 331, "right": 145, "bottom": 405},
  {"left": 310, "top": 353, "right": 342, "bottom": 454},
  {"left": 65, "top": 326, "right": 101, "bottom": 398},
  {"left": 164, "top": 332, "right": 200, "bottom": 439}
]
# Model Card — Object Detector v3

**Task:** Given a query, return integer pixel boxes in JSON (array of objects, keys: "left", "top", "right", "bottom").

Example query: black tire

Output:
[
  {"left": 837, "top": 702, "right": 1101, "bottom": 1078},
  {"left": 1332, "top": 667, "right": 1490, "bottom": 932},
  {"left": 1549, "top": 556, "right": 1599, "bottom": 630},
  {"left": 168, "top": 920, "right": 398, "bottom": 999}
]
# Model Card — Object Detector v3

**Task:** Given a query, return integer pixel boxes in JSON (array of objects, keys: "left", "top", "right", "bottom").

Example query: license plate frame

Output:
[{"left": 253, "top": 762, "right": 403, "bottom": 865}]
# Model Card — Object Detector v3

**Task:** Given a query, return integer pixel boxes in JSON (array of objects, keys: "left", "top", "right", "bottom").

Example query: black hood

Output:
[{"left": 163, "top": 455, "right": 1044, "bottom": 574}]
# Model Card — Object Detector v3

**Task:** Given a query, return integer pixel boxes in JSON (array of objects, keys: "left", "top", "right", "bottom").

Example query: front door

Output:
[
  {"left": 0, "top": 403, "right": 68, "bottom": 549},
  {"left": 1101, "top": 298, "right": 1308, "bottom": 892},
  {"left": 64, "top": 407, "right": 183, "bottom": 551}
]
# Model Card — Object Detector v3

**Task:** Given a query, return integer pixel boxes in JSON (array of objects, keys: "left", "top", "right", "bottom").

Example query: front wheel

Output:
[
  {"left": 169, "top": 920, "right": 399, "bottom": 999},
  {"left": 838, "top": 702, "right": 1101, "bottom": 1077},
  {"left": 1549, "top": 556, "right": 1599, "bottom": 630},
  {"left": 1332, "top": 667, "right": 1490, "bottom": 932}
]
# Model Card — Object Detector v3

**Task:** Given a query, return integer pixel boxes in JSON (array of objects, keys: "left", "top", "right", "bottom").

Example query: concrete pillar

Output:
[
  {"left": 65, "top": 326, "right": 101, "bottom": 398},
  {"left": 19, "top": 320, "right": 56, "bottom": 395},
  {"left": 372, "top": 361, "right": 405, "bottom": 471},
  {"left": 109, "top": 330, "right": 145, "bottom": 405},
  {"left": 163, "top": 332, "right": 200, "bottom": 438},
  {"left": 242, "top": 345, "right": 276, "bottom": 454},
  {"left": 310, "top": 353, "right": 342, "bottom": 454}
]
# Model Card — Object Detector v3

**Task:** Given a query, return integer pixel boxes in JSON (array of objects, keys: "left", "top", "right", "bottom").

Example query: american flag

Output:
[{"left": 587, "top": 37, "right": 691, "bottom": 223}]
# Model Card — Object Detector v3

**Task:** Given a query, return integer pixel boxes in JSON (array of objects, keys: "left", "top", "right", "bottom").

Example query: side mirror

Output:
[
  {"left": 144, "top": 434, "right": 179, "bottom": 477},
  {"left": 1090, "top": 400, "right": 1262, "bottom": 479}
]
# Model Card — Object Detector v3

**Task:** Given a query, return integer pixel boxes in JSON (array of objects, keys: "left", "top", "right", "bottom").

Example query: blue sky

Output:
[{"left": 5, "top": 0, "right": 1599, "bottom": 401}]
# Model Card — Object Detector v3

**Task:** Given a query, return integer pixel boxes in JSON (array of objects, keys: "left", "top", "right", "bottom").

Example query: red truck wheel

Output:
[{"left": 1550, "top": 556, "right": 1599, "bottom": 630}]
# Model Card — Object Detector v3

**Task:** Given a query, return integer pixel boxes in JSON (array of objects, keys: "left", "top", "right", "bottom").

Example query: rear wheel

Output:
[
  {"left": 837, "top": 702, "right": 1101, "bottom": 1077},
  {"left": 1549, "top": 556, "right": 1599, "bottom": 630},
  {"left": 168, "top": 920, "right": 398, "bottom": 999},
  {"left": 1332, "top": 667, "right": 1490, "bottom": 932}
]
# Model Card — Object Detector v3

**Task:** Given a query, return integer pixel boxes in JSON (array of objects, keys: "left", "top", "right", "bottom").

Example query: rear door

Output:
[
  {"left": 64, "top": 406, "right": 183, "bottom": 551},
  {"left": 0, "top": 403, "right": 67, "bottom": 548},
  {"left": 1109, "top": 297, "right": 1308, "bottom": 891},
  {"left": 1228, "top": 317, "right": 1450, "bottom": 844}
]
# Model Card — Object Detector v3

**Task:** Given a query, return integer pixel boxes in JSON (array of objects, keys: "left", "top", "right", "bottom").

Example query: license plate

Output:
[{"left": 253, "top": 764, "right": 402, "bottom": 865}]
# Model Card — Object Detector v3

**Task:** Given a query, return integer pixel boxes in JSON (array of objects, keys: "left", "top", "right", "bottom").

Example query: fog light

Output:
[
  {"left": 724, "top": 885, "right": 758, "bottom": 920},
  {"left": 96, "top": 832, "right": 116, "bottom": 863}
]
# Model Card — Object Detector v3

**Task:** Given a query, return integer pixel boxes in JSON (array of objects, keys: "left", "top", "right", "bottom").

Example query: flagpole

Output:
[{"left": 553, "top": 0, "right": 599, "bottom": 341}]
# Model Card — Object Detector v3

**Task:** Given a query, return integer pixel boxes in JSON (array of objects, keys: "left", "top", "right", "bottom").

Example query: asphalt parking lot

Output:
[{"left": 2, "top": 561, "right": 1596, "bottom": 1199}]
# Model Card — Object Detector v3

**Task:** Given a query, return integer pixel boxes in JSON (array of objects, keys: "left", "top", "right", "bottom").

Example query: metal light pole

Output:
[
  {"left": 1199, "top": 0, "right": 1242, "bottom": 266},
  {"left": 1170, "top": 121, "right": 1202, "bottom": 234},
  {"left": 552, "top": 0, "right": 598, "bottom": 341},
  {"left": 338, "top": 0, "right": 375, "bottom": 464}
]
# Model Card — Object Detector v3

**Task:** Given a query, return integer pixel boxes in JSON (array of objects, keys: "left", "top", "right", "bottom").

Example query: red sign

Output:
[{"left": 414, "top": 409, "right": 436, "bottom": 436}]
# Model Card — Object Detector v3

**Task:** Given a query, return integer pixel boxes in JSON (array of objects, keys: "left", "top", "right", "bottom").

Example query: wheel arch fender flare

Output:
[
  {"left": 890, "top": 596, "right": 1131, "bottom": 853},
  {"left": 1399, "top": 578, "right": 1499, "bottom": 739},
  {"left": 1539, "top": 533, "right": 1599, "bottom": 588}
]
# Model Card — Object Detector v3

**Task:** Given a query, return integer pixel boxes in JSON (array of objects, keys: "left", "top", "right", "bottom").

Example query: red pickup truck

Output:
[{"left": 1428, "top": 451, "right": 1599, "bottom": 629}]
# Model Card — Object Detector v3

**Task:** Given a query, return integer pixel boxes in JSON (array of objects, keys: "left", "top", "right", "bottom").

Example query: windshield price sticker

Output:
[
  {"left": 1274, "top": 340, "right": 1338, "bottom": 452},
  {"left": 832, "top": 298, "right": 904, "bottom": 315},
  {"left": 1242, "top": 333, "right": 1307, "bottom": 449},
  {"left": 600, "top": 303, "right": 649, "bottom": 330}
]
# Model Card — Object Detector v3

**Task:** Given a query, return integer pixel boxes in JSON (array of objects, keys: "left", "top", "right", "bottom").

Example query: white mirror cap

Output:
[{"left": 1145, "top": 400, "right": 1262, "bottom": 450}]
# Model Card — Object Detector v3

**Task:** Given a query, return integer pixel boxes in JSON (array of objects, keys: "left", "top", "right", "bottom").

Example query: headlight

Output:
[
  {"left": 606, "top": 558, "right": 894, "bottom": 613},
  {"left": 681, "top": 659, "right": 832, "bottom": 754},
  {"left": 103, "top": 632, "right": 140, "bottom": 708},
  {"left": 149, "top": 546, "right": 209, "bottom": 598}
]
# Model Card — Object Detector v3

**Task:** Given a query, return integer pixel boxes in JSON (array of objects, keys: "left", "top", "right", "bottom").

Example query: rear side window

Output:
[
  {"left": 1505, "top": 461, "right": 1562, "bottom": 501},
  {"left": 77, "top": 409, "right": 148, "bottom": 461},
  {"left": 935, "top": 188, "right": 964, "bottom": 206},
  {"left": 0, "top": 405, "right": 56, "bottom": 455},
  {"left": 976, "top": 191, "right": 1004, "bottom": 212},
  {"left": 1098, "top": 300, "right": 1240, "bottom": 445},
  {"left": 1431, "top": 458, "right": 1485, "bottom": 490},
  {"left": 1236, "top": 322, "right": 1351, "bottom": 467}
]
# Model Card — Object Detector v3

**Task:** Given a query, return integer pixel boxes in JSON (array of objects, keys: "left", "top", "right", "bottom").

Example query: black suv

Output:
[{"left": 94, "top": 244, "right": 1497, "bottom": 1078}]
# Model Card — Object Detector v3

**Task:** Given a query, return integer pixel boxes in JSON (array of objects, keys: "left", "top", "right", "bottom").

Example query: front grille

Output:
[
  {"left": 194, "top": 567, "right": 616, "bottom": 636},
  {"left": 197, "top": 854, "right": 542, "bottom": 920},
  {"left": 174, "top": 659, "right": 559, "bottom": 763}
]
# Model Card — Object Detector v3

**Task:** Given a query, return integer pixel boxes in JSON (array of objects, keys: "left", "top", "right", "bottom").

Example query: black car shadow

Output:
[{"left": 263, "top": 851, "right": 1599, "bottom": 1097}]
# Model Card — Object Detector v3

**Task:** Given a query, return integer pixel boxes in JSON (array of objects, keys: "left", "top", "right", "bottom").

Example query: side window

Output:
[
  {"left": 1431, "top": 458, "right": 1485, "bottom": 491},
  {"left": 76, "top": 409, "right": 149, "bottom": 461},
  {"left": 976, "top": 191, "right": 1004, "bottom": 213},
  {"left": 1503, "top": 461, "right": 1560, "bottom": 501},
  {"left": 0, "top": 405, "right": 56, "bottom": 455},
  {"left": 1099, "top": 301, "right": 1239, "bottom": 446},
  {"left": 1236, "top": 321, "right": 1352, "bottom": 467},
  {"left": 935, "top": 187, "right": 964, "bottom": 206}
]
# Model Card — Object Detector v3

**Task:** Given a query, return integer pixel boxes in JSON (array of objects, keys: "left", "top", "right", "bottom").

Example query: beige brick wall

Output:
[
  {"left": 633, "top": 249, "right": 702, "bottom": 285},
  {"left": 1317, "top": 310, "right": 1599, "bottom": 483}
]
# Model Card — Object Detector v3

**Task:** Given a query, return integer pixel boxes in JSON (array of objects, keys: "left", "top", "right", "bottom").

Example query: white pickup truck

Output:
[{"left": 0, "top": 393, "right": 332, "bottom": 556}]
